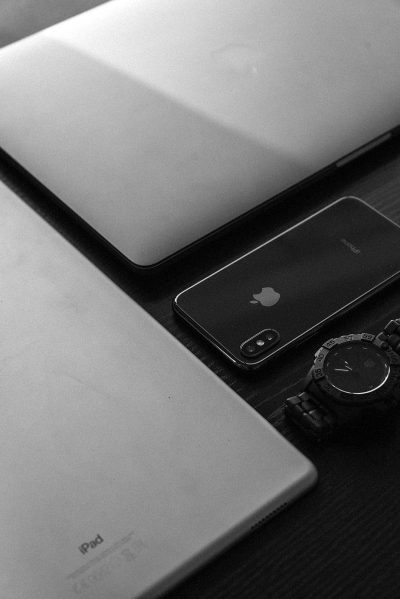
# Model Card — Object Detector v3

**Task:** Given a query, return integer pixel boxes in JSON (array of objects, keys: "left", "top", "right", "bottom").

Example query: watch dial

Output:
[{"left": 324, "top": 342, "right": 390, "bottom": 394}]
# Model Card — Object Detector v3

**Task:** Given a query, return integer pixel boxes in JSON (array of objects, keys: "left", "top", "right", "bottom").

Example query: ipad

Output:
[
  {"left": 0, "top": 181, "right": 316, "bottom": 599},
  {"left": 0, "top": 0, "right": 398, "bottom": 268}
]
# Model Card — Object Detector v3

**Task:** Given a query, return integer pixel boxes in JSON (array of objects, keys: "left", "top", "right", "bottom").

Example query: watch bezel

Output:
[{"left": 312, "top": 333, "right": 400, "bottom": 406}]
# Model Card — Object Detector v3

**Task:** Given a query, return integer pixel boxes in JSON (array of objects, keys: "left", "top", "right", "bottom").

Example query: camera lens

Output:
[{"left": 240, "top": 329, "right": 280, "bottom": 360}]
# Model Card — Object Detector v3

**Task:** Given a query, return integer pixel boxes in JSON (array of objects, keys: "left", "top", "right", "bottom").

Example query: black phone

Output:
[{"left": 173, "top": 197, "right": 400, "bottom": 370}]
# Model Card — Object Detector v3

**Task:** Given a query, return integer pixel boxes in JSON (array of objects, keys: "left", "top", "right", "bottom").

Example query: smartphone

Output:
[{"left": 173, "top": 197, "right": 400, "bottom": 370}]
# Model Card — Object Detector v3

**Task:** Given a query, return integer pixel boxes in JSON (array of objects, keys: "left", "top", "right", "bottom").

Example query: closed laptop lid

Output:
[
  {"left": 0, "top": 0, "right": 399, "bottom": 266},
  {"left": 0, "top": 181, "right": 316, "bottom": 599}
]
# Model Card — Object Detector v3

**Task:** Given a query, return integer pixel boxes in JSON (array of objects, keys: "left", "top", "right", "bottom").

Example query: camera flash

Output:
[{"left": 256, "top": 339, "right": 265, "bottom": 346}]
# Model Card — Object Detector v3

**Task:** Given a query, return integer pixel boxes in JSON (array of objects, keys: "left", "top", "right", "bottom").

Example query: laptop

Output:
[
  {"left": 0, "top": 180, "right": 316, "bottom": 598},
  {"left": 0, "top": 0, "right": 399, "bottom": 268}
]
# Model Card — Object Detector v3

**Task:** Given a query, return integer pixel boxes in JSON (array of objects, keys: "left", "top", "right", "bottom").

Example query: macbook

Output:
[
  {"left": 0, "top": 180, "right": 316, "bottom": 598},
  {"left": 0, "top": 0, "right": 399, "bottom": 267}
]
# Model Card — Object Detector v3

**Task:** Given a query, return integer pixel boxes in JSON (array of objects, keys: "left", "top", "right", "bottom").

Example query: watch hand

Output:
[
  {"left": 334, "top": 368, "right": 351, "bottom": 372},
  {"left": 339, "top": 360, "right": 353, "bottom": 371}
]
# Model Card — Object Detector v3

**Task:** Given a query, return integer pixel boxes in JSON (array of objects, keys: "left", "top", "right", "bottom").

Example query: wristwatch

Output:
[{"left": 284, "top": 319, "right": 400, "bottom": 439}]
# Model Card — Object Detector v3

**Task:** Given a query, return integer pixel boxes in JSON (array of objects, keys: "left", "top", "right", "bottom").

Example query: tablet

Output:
[{"left": 0, "top": 181, "right": 316, "bottom": 598}]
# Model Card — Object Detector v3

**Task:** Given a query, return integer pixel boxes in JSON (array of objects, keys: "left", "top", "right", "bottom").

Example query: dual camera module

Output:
[{"left": 240, "top": 328, "right": 280, "bottom": 359}]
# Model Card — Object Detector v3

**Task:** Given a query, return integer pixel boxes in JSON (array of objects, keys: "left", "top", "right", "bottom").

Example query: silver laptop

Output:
[
  {"left": 0, "top": 0, "right": 399, "bottom": 267},
  {"left": 0, "top": 180, "right": 316, "bottom": 599}
]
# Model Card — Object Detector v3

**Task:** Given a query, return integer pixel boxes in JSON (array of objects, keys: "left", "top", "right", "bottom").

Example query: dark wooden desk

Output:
[{"left": 2, "top": 4, "right": 400, "bottom": 597}]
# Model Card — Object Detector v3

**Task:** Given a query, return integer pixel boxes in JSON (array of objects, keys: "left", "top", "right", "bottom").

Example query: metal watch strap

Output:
[
  {"left": 284, "top": 390, "right": 337, "bottom": 440},
  {"left": 376, "top": 319, "right": 400, "bottom": 354}
]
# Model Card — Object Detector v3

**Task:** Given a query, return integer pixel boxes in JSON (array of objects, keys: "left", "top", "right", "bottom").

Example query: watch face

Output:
[{"left": 324, "top": 341, "right": 390, "bottom": 394}]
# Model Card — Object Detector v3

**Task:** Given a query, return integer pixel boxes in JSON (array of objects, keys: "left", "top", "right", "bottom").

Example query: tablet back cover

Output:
[{"left": 0, "top": 182, "right": 316, "bottom": 598}]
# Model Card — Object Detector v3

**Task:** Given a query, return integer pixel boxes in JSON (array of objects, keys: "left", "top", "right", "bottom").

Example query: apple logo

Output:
[
  {"left": 211, "top": 44, "right": 266, "bottom": 77},
  {"left": 250, "top": 287, "right": 280, "bottom": 307}
]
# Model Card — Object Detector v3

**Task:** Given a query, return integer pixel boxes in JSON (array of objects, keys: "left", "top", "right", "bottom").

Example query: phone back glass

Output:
[{"left": 174, "top": 198, "right": 400, "bottom": 368}]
